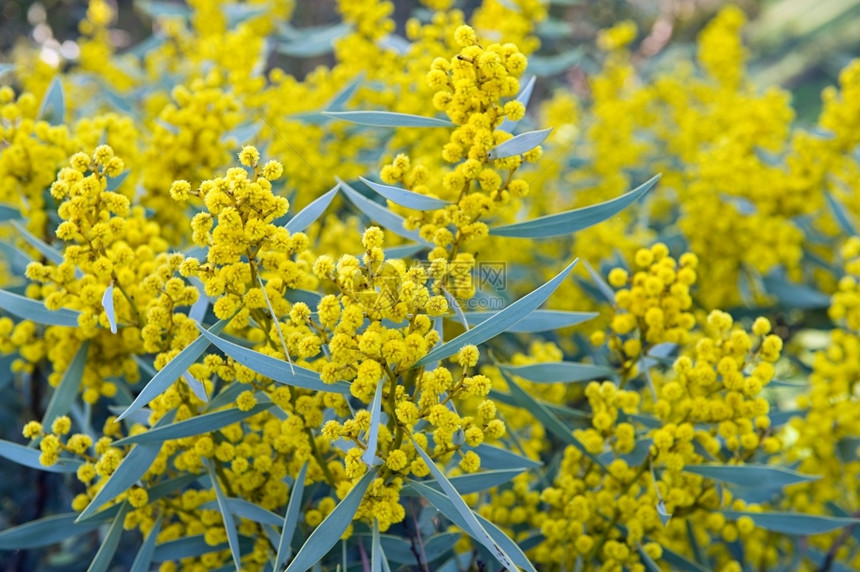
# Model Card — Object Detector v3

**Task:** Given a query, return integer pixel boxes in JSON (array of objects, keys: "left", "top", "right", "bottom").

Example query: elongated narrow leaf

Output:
[
  {"left": 683, "top": 464, "right": 819, "bottom": 489},
  {"left": 285, "top": 469, "right": 378, "bottom": 572},
  {"left": 487, "top": 128, "right": 552, "bottom": 160},
  {"left": 501, "top": 369, "right": 606, "bottom": 470},
  {"left": 410, "top": 436, "right": 518, "bottom": 571},
  {"left": 182, "top": 372, "right": 208, "bottom": 402},
  {"left": 825, "top": 192, "right": 857, "bottom": 235},
  {"left": 275, "top": 461, "right": 308, "bottom": 569},
  {"left": 762, "top": 276, "right": 830, "bottom": 309},
  {"left": 38, "top": 76, "right": 65, "bottom": 125},
  {"left": 0, "top": 512, "right": 102, "bottom": 549},
  {"left": 13, "top": 218, "right": 67, "bottom": 262},
  {"left": 0, "top": 204, "right": 20, "bottom": 221},
  {"left": 114, "top": 402, "right": 271, "bottom": 446},
  {"left": 462, "top": 309, "right": 597, "bottom": 332},
  {"left": 360, "top": 177, "right": 450, "bottom": 211},
  {"left": 151, "top": 535, "right": 253, "bottom": 561},
  {"left": 199, "top": 497, "right": 283, "bottom": 526},
  {"left": 417, "top": 468, "right": 525, "bottom": 495},
  {"left": 325, "top": 73, "right": 363, "bottom": 111},
  {"left": 362, "top": 377, "right": 385, "bottom": 467},
  {"left": 656, "top": 541, "right": 710, "bottom": 572},
  {"left": 116, "top": 320, "right": 228, "bottom": 422},
  {"left": 42, "top": 340, "right": 90, "bottom": 429},
  {"left": 278, "top": 22, "right": 351, "bottom": 57},
  {"left": 371, "top": 519, "right": 386, "bottom": 572},
  {"left": 76, "top": 411, "right": 176, "bottom": 522},
  {"left": 106, "top": 170, "right": 130, "bottom": 191},
  {"left": 415, "top": 259, "right": 578, "bottom": 367},
  {"left": 499, "top": 361, "right": 613, "bottom": 384},
  {"left": 87, "top": 502, "right": 129, "bottom": 572},
  {"left": 322, "top": 111, "right": 453, "bottom": 128},
  {"left": 221, "top": 121, "right": 261, "bottom": 145},
  {"left": 471, "top": 443, "right": 541, "bottom": 470},
  {"left": 0, "top": 439, "right": 82, "bottom": 473},
  {"left": 137, "top": 0, "right": 192, "bottom": 18},
  {"left": 0, "top": 64, "right": 14, "bottom": 77},
  {"left": 489, "top": 175, "right": 659, "bottom": 238},
  {"left": 721, "top": 511, "right": 860, "bottom": 535},
  {"left": 0, "top": 288, "right": 81, "bottom": 327},
  {"left": 583, "top": 260, "right": 616, "bottom": 303},
  {"left": 102, "top": 283, "right": 117, "bottom": 333},
  {"left": 285, "top": 184, "right": 339, "bottom": 233},
  {"left": 196, "top": 325, "right": 350, "bottom": 394},
  {"left": 207, "top": 462, "right": 242, "bottom": 570},
  {"left": 338, "top": 179, "right": 426, "bottom": 243},
  {"left": 407, "top": 479, "right": 534, "bottom": 572},
  {"left": 130, "top": 514, "right": 163, "bottom": 572},
  {"left": 499, "top": 76, "right": 536, "bottom": 132}
]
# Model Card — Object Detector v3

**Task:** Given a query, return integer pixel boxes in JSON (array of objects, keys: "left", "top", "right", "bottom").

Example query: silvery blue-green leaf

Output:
[
  {"left": 470, "top": 443, "right": 541, "bottom": 470},
  {"left": 285, "top": 184, "right": 339, "bottom": 233},
  {"left": 155, "top": 118, "right": 179, "bottom": 134},
  {"left": 634, "top": 543, "right": 660, "bottom": 572},
  {"left": 490, "top": 175, "right": 659, "bottom": 238},
  {"left": 322, "top": 111, "right": 453, "bottom": 128},
  {"left": 130, "top": 514, "right": 162, "bottom": 572},
  {"left": 762, "top": 276, "right": 830, "bottom": 309},
  {"left": 537, "top": 19, "right": 571, "bottom": 38},
  {"left": 0, "top": 512, "right": 101, "bottom": 549},
  {"left": 682, "top": 464, "right": 819, "bottom": 489},
  {"left": 657, "top": 542, "right": 709, "bottom": 572},
  {"left": 223, "top": 2, "right": 267, "bottom": 26},
  {"left": 371, "top": 519, "right": 386, "bottom": 572},
  {"left": 136, "top": 0, "right": 192, "bottom": 18},
  {"left": 442, "top": 288, "right": 469, "bottom": 331},
  {"left": 0, "top": 64, "right": 14, "bottom": 77},
  {"left": 384, "top": 243, "right": 428, "bottom": 259},
  {"left": 199, "top": 497, "right": 283, "bottom": 526},
  {"left": 657, "top": 500, "right": 671, "bottom": 526},
  {"left": 499, "top": 361, "right": 613, "bottom": 384},
  {"left": 487, "top": 128, "right": 552, "bottom": 160},
  {"left": 114, "top": 402, "right": 271, "bottom": 446},
  {"left": 500, "top": 76, "right": 536, "bottom": 132},
  {"left": 501, "top": 369, "right": 607, "bottom": 470},
  {"left": 360, "top": 177, "right": 450, "bottom": 211},
  {"left": 415, "top": 259, "right": 578, "bottom": 367},
  {"left": 38, "top": 76, "right": 65, "bottom": 125},
  {"left": 11, "top": 220, "right": 65, "bottom": 266},
  {"left": 42, "top": 341, "right": 89, "bottom": 430},
  {"left": 182, "top": 372, "right": 208, "bottom": 402},
  {"left": 825, "top": 192, "right": 857, "bottom": 236},
  {"left": 207, "top": 462, "right": 242, "bottom": 570},
  {"left": 373, "top": 533, "right": 420, "bottom": 564},
  {"left": 325, "top": 73, "right": 363, "bottom": 111},
  {"left": 220, "top": 121, "right": 262, "bottom": 145},
  {"left": 0, "top": 288, "right": 81, "bottom": 327},
  {"left": 196, "top": 325, "right": 350, "bottom": 394},
  {"left": 275, "top": 461, "right": 308, "bottom": 569},
  {"left": 362, "top": 377, "right": 385, "bottom": 467},
  {"left": 288, "top": 288, "right": 323, "bottom": 307},
  {"left": 407, "top": 480, "right": 535, "bottom": 572},
  {"left": 116, "top": 320, "right": 228, "bottom": 422},
  {"left": 0, "top": 204, "right": 20, "bottom": 220},
  {"left": 151, "top": 535, "right": 253, "bottom": 561},
  {"left": 419, "top": 468, "right": 525, "bottom": 495},
  {"left": 583, "top": 260, "right": 616, "bottom": 303},
  {"left": 410, "top": 437, "right": 519, "bottom": 571},
  {"left": 76, "top": 410, "right": 176, "bottom": 522},
  {"left": 87, "top": 501, "right": 129, "bottom": 572},
  {"left": 102, "top": 283, "right": 117, "bottom": 333},
  {"left": 0, "top": 241, "right": 31, "bottom": 275},
  {"left": 106, "top": 171, "right": 130, "bottom": 191},
  {"left": 721, "top": 511, "right": 860, "bottom": 535},
  {"left": 0, "top": 439, "right": 82, "bottom": 473},
  {"left": 527, "top": 48, "right": 584, "bottom": 76},
  {"left": 338, "top": 179, "right": 426, "bottom": 243},
  {"left": 285, "top": 469, "right": 378, "bottom": 572},
  {"left": 278, "top": 22, "right": 351, "bottom": 57}
]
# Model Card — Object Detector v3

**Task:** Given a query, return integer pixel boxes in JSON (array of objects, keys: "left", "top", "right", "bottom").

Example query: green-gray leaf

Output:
[
  {"left": 0, "top": 439, "right": 82, "bottom": 473},
  {"left": 0, "top": 513, "right": 101, "bottom": 549},
  {"left": 207, "top": 461, "right": 242, "bottom": 570},
  {"left": 130, "top": 514, "right": 163, "bottom": 572},
  {"left": 323, "top": 110, "right": 453, "bottom": 128},
  {"left": 683, "top": 464, "right": 819, "bottom": 489},
  {"left": 0, "top": 288, "right": 81, "bottom": 327},
  {"left": 196, "top": 325, "right": 350, "bottom": 394},
  {"left": 285, "top": 469, "right": 378, "bottom": 572},
  {"left": 499, "top": 361, "right": 613, "bottom": 384},
  {"left": 462, "top": 309, "right": 597, "bottom": 332},
  {"left": 487, "top": 128, "right": 552, "bottom": 160},
  {"left": 285, "top": 184, "right": 339, "bottom": 233},
  {"left": 360, "top": 177, "right": 450, "bottom": 211},
  {"left": 338, "top": 179, "right": 427, "bottom": 243},
  {"left": 721, "top": 511, "right": 860, "bottom": 535},
  {"left": 489, "top": 175, "right": 659, "bottom": 238},
  {"left": 274, "top": 461, "right": 308, "bottom": 569},
  {"left": 414, "top": 259, "right": 578, "bottom": 367},
  {"left": 87, "top": 502, "right": 129, "bottom": 572},
  {"left": 42, "top": 340, "right": 90, "bottom": 430}
]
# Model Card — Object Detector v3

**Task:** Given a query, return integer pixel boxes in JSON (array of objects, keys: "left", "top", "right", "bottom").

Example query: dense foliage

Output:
[{"left": 0, "top": 1, "right": 859, "bottom": 571}]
